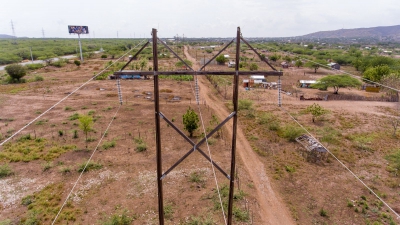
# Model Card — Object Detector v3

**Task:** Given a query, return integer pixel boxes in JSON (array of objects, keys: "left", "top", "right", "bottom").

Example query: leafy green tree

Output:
[
  {"left": 5, "top": 64, "right": 27, "bottom": 81},
  {"left": 139, "top": 58, "right": 148, "bottom": 70},
  {"left": 306, "top": 103, "right": 328, "bottom": 123},
  {"left": 270, "top": 54, "right": 280, "bottom": 62},
  {"left": 249, "top": 63, "right": 258, "bottom": 71},
  {"left": 305, "top": 59, "right": 326, "bottom": 73},
  {"left": 216, "top": 55, "right": 227, "bottom": 64},
  {"left": 362, "top": 65, "right": 391, "bottom": 82},
  {"left": 79, "top": 115, "right": 93, "bottom": 148},
  {"left": 311, "top": 75, "right": 362, "bottom": 94},
  {"left": 183, "top": 107, "right": 199, "bottom": 137},
  {"left": 295, "top": 60, "right": 303, "bottom": 68}
]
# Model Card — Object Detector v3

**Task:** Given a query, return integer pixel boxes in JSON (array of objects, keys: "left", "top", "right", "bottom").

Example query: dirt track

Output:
[{"left": 184, "top": 46, "right": 295, "bottom": 225}]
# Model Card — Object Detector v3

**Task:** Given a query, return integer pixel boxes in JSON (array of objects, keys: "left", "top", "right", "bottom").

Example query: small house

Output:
[
  {"left": 327, "top": 62, "right": 340, "bottom": 70},
  {"left": 298, "top": 80, "right": 316, "bottom": 88}
]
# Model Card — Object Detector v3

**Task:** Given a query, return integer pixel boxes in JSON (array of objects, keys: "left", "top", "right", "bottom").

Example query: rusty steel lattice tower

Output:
[{"left": 114, "top": 27, "right": 282, "bottom": 225}]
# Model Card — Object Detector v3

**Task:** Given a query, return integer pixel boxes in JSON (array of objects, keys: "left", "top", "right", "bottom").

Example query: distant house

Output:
[
  {"left": 298, "top": 80, "right": 316, "bottom": 88},
  {"left": 224, "top": 54, "right": 230, "bottom": 59},
  {"left": 327, "top": 62, "right": 340, "bottom": 70},
  {"left": 281, "top": 61, "right": 289, "bottom": 68},
  {"left": 228, "top": 61, "right": 236, "bottom": 68},
  {"left": 243, "top": 75, "right": 267, "bottom": 88}
]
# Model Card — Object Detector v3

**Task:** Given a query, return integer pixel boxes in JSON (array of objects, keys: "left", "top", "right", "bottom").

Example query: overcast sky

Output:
[{"left": 1, "top": 0, "right": 399, "bottom": 39}]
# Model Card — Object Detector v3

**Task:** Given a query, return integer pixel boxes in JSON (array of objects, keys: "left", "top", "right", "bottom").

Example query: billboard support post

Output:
[{"left": 78, "top": 33, "right": 83, "bottom": 62}]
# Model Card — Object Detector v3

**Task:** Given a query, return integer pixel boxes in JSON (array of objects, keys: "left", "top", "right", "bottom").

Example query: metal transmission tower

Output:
[
  {"left": 10, "top": 20, "right": 17, "bottom": 44},
  {"left": 114, "top": 27, "right": 282, "bottom": 225}
]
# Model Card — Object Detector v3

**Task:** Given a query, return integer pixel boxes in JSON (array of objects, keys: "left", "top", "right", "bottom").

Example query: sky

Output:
[{"left": 1, "top": 0, "right": 400, "bottom": 39}]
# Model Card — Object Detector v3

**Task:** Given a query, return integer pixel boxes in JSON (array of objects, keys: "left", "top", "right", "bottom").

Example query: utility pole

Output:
[
  {"left": 42, "top": 28, "right": 45, "bottom": 39},
  {"left": 30, "top": 47, "right": 34, "bottom": 63},
  {"left": 78, "top": 34, "right": 83, "bottom": 61}
]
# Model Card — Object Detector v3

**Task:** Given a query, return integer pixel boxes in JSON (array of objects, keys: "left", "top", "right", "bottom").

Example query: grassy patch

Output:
[
  {"left": 189, "top": 170, "right": 206, "bottom": 188},
  {"left": 134, "top": 137, "right": 147, "bottom": 152},
  {"left": 77, "top": 161, "right": 103, "bottom": 172},
  {"left": 102, "top": 140, "right": 116, "bottom": 150},
  {"left": 212, "top": 184, "right": 249, "bottom": 222},
  {"left": 0, "top": 137, "right": 76, "bottom": 162},
  {"left": 69, "top": 113, "right": 80, "bottom": 120},
  {"left": 0, "top": 164, "right": 13, "bottom": 178},
  {"left": 277, "top": 125, "right": 305, "bottom": 142},
  {"left": 99, "top": 209, "right": 136, "bottom": 225},
  {"left": 20, "top": 183, "right": 80, "bottom": 223}
]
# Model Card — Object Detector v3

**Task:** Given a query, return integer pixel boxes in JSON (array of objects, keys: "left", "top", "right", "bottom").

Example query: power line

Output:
[
  {"left": 190, "top": 74, "right": 228, "bottom": 225},
  {"left": 0, "top": 39, "right": 147, "bottom": 147},
  {"left": 279, "top": 106, "right": 400, "bottom": 220},
  {"left": 51, "top": 104, "right": 122, "bottom": 224}
]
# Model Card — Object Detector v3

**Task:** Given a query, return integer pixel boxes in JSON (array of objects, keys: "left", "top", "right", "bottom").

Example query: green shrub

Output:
[
  {"left": 100, "top": 210, "right": 135, "bottom": 225},
  {"left": 102, "top": 140, "right": 116, "bottom": 150},
  {"left": 50, "top": 59, "right": 67, "bottom": 67},
  {"left": 164, "top": 204, "right": 174, "bottom": 220},
  {"left": 278, "top": 125, "right": 305, "bottom": 142},
  {"left": 74, "top": 60, "right": 81, "bottom": 66},
  {"left": 5, "top": 64, "right": 26, "bottom": 81},
  {"left": 101, "top": 54, "right": 107, "bottom": 59},
  {"left": 72, "top": 130, "right": 78, "bottom": 139},
  {"left": 319, "top": 208, "right": 328, "bottom": 217},
  {"left": 0, "top": 164, "right": 13, "bottom": 178},
  {"left": 238, "top": 99, "right": 253, "bottom": 111},
  {"left": 77, "top": 162, "right": 103, "bottom": 172},
  {"left": 69, "top": 113, "right": 79, "bottom": 120},
  {"left": 25, "top": 63, "right": 44, "bottom": 70},
  {"left": 34, "top": 75, "right": 44, "bottom": 81}
]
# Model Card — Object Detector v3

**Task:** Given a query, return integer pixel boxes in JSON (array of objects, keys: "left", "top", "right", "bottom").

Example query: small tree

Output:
[
  {"left": 5, "top": 64, "right": 27, "bottom": 81},
  {"left": 183, "top": 107, "right": 199, "bottom": 137},
  {"left": 311, "top": 75, "right": 362, "bottom": 94},
  {"left": 305, "top": 60, "right": 326, "bottom": 73},
  {"left": 216, "top": 55, "right": 227, "bottom": 65},
  {"left": 79, "top": 115, "right": 93, "bottom": 148},
  {"left": 306, "top": 103, "right": 328, "bottom": 123},
  {"left": 249, "top": 63, "right": 258, "bottom": 71},
  {"left": 295, "top": 60, "right": 303, "bottom": 68}
]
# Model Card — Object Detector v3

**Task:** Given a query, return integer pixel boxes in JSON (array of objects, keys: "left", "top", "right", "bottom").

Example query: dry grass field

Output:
[{"left": 0, "top": 45, "right": 399, "bottom": 225}]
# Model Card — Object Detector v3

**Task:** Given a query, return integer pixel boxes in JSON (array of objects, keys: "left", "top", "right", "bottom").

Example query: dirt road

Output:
[{"left": 184, "top": 46, "right": 295, "bottom": 224}]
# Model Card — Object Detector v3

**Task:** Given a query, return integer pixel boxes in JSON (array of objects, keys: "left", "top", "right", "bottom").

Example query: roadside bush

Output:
[
  {"left": 50, "top": 59, "right": 68, "bottom": 67},
  {"left": 101, "top": 54, "right": 107, "bottom": 59},
  {"left": 5, "top": 64, "right": 26, "bottom": 81},
  {"left": 74, "top": 60, "right": 81, "bottom": 66},
  {"left": 25, "top": 63, "right": 44, "bottom": 70}
]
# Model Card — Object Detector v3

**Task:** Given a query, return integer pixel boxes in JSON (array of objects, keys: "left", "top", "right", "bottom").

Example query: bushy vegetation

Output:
[{"left": 0, "top": 38, "right": 141, "bottom": 65}]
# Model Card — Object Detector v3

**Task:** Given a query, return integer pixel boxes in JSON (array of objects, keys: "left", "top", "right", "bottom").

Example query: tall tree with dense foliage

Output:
[
  {"left": 216, "top": 55, "right": 227, "bottom": 64},
  {"left": 183, "top": 107, "right": 199, "bottom": 137},
  {"left": 311, "top": 75, "right": 362, "bottom": 94},
  {"left": 5, "top": 64, "right": 27, "bottom": 81},
  {"left": 362, "top": 65, "right": 391, "bottom": 82}
]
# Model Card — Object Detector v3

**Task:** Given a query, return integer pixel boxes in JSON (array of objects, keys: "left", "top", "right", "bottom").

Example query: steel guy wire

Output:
[
  {"left": 264, "top": 45, "right": 400, "bottom": 93},
  {"left": 51, "top": 104, "right": 122, "bottom": 224},
  {"left": 279, "top": 105, "right": 400, "bottom": 220},
  {"left": 0, "top": 39, "right": 146, "bottom": 147}
]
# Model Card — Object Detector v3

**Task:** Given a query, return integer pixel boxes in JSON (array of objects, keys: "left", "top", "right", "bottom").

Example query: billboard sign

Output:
[{"left": 68, "top": 25, "right": 89, "bottom": 34}]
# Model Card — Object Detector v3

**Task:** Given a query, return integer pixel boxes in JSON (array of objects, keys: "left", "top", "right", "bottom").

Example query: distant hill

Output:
[
  {"left": 0, "top": 34, "right": 16, "bottom": 39},
  {"left": 302, "top": 25, "right": 400, "bottom": 41}
]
